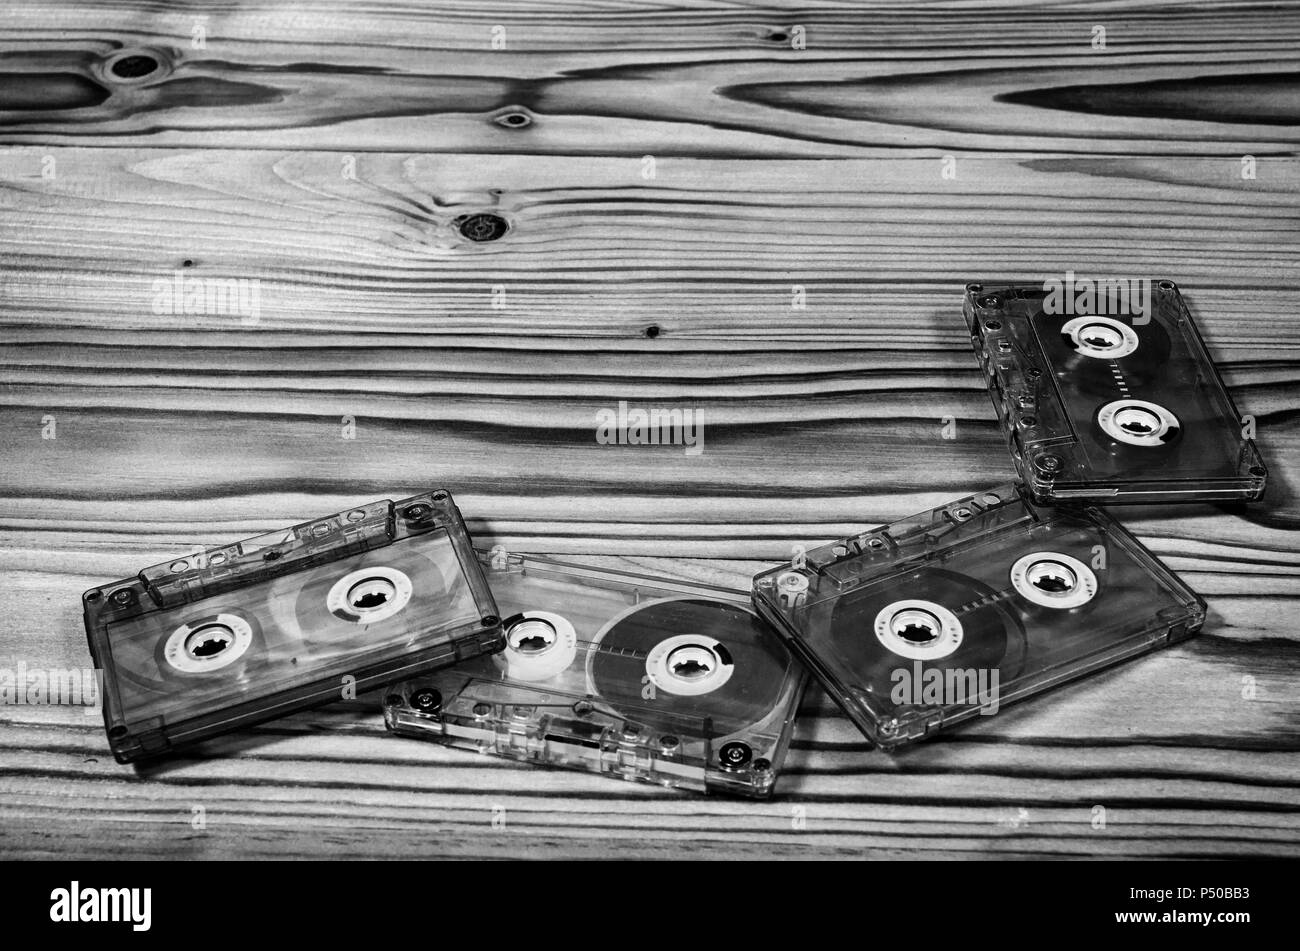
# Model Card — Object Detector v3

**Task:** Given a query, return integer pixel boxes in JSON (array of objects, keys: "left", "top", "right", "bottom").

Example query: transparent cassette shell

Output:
[
  {"left": 963, "top": 280, "right": 1267, "bottom": 503},
  {"left": 752, "top": 483, "right": 1206, "bottom": 750},
  {"left": 384, "top": 553, "right": 808, "bottom": 798},
  {"left": 84, "top": 489, "right": 503, "bottom": 763}
]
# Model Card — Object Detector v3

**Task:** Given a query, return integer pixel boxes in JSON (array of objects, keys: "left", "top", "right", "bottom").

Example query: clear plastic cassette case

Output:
[
  {"left": 752, "top": 483, "right": 1205, "bottom": 750},
  {"left": 84, "top": 489, "right": 503, "bottom": 763},
  {"left": 963, "top": 280, "right": 1266, "bottom": 504},
  {"left": 384, "top": 553, "right": 808, "bottom": 798}
]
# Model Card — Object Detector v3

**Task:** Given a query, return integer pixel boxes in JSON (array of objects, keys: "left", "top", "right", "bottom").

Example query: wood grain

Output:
[
  {"left": 0, "top": 1, "right": 1298, "bottom": 154},
  {"left": 0, "top": 0, "right": 1297, "bottom": 860}
]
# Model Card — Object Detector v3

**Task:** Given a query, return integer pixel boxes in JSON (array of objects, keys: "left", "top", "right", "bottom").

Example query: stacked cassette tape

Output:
[
  {"left": 740, "top": 278, "right": 1264, "bottom": 751},
  {"left": 752, "top": 484, "right": 1206, "bottom": 749},
  {"left": 384, "top": 552, "right": 808, "bottom": 797},
  {"left": 84, "top": 489, "right": 503, "bottom": 763},
  {"left": 962, "top": 279, "right": 1267, "bottom": 504}
]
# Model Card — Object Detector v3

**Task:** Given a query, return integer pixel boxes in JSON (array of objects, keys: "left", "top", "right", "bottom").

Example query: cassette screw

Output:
[
  {"left": 752, "top": 758, "right": 771, "bottom": 772},
  {"left": 403, "top": 503, "right": 432, "bottom": 521},
  {"left": 410, "top": 688, "right": 442, "bottom": 712},
  {"left": 660, "top": 735, "right": 679, "bottom": 751},
  {"left": 111, "top": 589, "right": 134, "bottom": 605},
  {"left": 978, "top": 295, "right": 1002, "bottom": 309},
  {"left": 472, "top": 702, "right": 492, "bottom": 718},
  {"left": 481, "top": 615, "right": 500, "bottom": 628},
  {"left": 624, "top": 724, "right": 641, "bottom": 737},
  {"left": 1035, "top": 454, "right": 1063, "bottom": 475},
  {"left": 719, "top": 742, "right": 753, "bottom": 770},
  {"left": 1019, "top": 415, "right": 1037, "bottom": 428},
  {"left": 572, "top": 699, "right": 594, "bottom": 716}
]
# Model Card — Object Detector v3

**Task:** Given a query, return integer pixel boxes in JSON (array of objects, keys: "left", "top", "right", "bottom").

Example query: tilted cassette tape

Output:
[
  {"left": 963, "top": 279, "right": 1267, "bottom": 504},
  {"left": 752, "top": 483, "right": 1205, "bottom": 750},
  {"left": 383, "top": 552, "right": 808, "bottom": 798},
  {"left": 84, "top": 489, "right": 503, "bottom": 763}
]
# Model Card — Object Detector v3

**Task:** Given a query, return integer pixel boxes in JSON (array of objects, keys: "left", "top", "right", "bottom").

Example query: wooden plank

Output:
[
  {"left": 1, "top": 552, "right": 1296, "bottom": 860},
  {"left": 0, "top": 1, "right": 1296, "bottom": 860},
  {"left": 0, "top": 2, "right": 1297, "bottom": 154},
  {"left": 0, "top": 150, "right": 1294, "bottom": 548},
  {"left": 1, "top": 151, "right": 1295, "bottom": 334}
]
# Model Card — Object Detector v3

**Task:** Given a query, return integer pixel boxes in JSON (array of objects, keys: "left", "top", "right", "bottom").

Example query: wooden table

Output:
[{"left": 1, "top": 0, "right": 1296, "bottom": 859}]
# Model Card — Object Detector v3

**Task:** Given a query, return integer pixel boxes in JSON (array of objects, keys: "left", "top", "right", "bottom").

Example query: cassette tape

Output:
[
  {"left": 752, "top": 483, "right": 1205, "bottom": 750},
  {"left": 383, "top": 553, "right": 808, "bottom": 798},
  {"left": 963, "top": 280, "right": 1267, "bottom": 504},
  {"left": 84, "top": 489, "right": 504, "bottom": 763}
]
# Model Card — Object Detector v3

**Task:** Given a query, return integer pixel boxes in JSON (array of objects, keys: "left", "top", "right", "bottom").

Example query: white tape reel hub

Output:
[
  {"left": 874, "top": 599, "right": 963, "bottom": 661},
  {"left": 494, "top": 610, "right": 578, "bottom": 681},
  {"left": 326, "top": 566, "right": 414, "bottom": 624},
  {"left": 646, "top": 633, "right": 735, "bottom": 697},
  {"left": 1062, "top": 315, "right": 1140, "bottom": 360},
  {"left": 163, "top": 613, "right": 254, "bottom": 673},
  {"left": 1010, "top": 552, "right": 1098, "bottom": 609}
]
